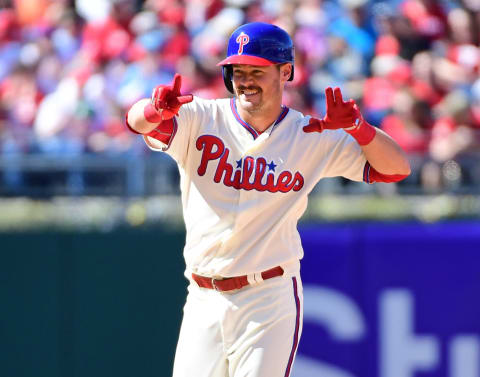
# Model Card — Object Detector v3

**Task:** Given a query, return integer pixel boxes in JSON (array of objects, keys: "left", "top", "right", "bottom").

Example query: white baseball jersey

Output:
[{"left": 145, "top": 97, "right": 367, "bottom": 279}]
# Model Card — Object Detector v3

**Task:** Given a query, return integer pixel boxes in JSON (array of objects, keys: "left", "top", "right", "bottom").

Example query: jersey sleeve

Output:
[
  {"left": 321, "top": 129, "right": 367, "bottom": 181},
  {"left": 143, "top": 97, "right": 204, "bottom": 167},
  {"left": 300, "top": 114, "right": 368, "bottom": 183}
]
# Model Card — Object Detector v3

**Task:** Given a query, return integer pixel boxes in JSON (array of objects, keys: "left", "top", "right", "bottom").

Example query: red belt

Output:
[{"left": 192, "top": 266, "right": 284, "bottom": 292}]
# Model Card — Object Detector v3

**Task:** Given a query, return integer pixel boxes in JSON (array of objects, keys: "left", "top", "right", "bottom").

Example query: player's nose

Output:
[{"left": 239, "top": 74, "right": 256, "bottom": 86}]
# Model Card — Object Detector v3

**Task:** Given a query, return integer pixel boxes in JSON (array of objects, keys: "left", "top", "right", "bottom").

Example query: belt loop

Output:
[
  {"left": 254, "top": 272, "right": 263, "bottom": 284},
  {"left": 247, "top": 274, "right": 256, "bottom": 285},
  {"left": 211, "top": 278, "right": 219, "bottom": 291}
]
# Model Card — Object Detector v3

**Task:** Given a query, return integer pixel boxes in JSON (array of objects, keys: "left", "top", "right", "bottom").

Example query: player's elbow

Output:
[
  {"left": 386, "top": 161, "right": 411, "bottom": 183},
  {"left": 386, "top": 152, "right": 412, "bottom": 177},
  {"left": 397, "top": 159, "right": 411, "bottom": 177},
  {"left": 367, "top": 161, "right": 411, "bottom": 184}
]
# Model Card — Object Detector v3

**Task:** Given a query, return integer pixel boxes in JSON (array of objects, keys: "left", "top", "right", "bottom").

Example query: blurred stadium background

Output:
[{"left": 0, "top": 0, "right": 479, "bottom": 376}]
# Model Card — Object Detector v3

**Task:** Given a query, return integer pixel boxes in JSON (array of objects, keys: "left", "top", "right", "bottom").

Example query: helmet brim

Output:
[{"left": 216, "top": 54, "right": 275, "bottom": 66}]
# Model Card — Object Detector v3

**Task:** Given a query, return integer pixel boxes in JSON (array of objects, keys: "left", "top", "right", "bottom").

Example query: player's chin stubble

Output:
[{"left": 236, "top": 86, "right": 263, "bottom": 113}]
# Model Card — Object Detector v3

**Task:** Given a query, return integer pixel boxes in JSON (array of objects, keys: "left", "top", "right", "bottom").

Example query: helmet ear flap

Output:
[{"left": 222, "top": 66, "right": 234, "bottom": 94}]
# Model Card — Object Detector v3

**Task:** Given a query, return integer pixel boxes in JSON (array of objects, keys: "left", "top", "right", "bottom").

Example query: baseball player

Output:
[{"left": 126, "top": 22, "right": 410, "bottom": 377}]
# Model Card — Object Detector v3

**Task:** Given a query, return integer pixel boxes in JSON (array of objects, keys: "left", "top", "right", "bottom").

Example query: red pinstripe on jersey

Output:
[{"left": 284, "top": 277, "right": 301, "bottom": 377}]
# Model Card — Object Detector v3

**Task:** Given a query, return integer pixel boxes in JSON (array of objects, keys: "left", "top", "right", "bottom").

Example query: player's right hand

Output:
[{"left": 151, "top": 74, "right": 194, "bottom": 120}]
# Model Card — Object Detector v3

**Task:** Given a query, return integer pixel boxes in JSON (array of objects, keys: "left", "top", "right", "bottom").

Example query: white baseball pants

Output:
[{"left": 172, "top": 273, "right": 303, "bottom": 377}]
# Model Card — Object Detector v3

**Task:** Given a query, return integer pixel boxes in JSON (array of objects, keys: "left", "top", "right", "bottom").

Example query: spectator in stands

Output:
[{"left": 1, "top": 0, "right": 480, "bottom": 195}]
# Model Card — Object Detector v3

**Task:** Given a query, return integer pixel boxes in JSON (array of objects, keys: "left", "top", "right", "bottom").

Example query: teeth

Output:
[{"left": 243, "top": 90, "right": 258, "bottom": 95}]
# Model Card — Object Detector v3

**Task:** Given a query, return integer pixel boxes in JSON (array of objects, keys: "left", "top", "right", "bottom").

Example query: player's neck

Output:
[{"left": 235, "top": 101, "right": 284, "bottom": 134}]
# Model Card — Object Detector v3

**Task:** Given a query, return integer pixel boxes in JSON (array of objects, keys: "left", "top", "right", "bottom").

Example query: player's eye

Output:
[{"left": 232, "top": 70, "right": 263, "bottom": 80}]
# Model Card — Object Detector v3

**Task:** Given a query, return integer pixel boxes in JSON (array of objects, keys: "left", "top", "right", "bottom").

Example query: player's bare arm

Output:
[
  {"left": 304, "top": 87, "right": 411, "bottom": 180},
  {"left": 359, "top": 128, "right": 411, "bottom": 176},
  {"left": 127, "top": 98, "right": 158, "bottom": 134}
]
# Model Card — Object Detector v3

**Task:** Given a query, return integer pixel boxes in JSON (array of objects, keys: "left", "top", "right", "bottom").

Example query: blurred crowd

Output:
[{"left": 1, "top": 0, "right": 480, "bottom": 194}]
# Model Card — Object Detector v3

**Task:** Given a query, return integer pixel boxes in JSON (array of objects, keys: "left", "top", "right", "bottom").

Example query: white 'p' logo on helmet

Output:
[{"left": 236, "top": 32, "right": 250, "bottom": 55}]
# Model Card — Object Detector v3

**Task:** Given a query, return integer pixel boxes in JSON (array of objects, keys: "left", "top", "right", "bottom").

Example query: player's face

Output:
[{"left": 231, "top": 64, "right": 290, "bottom": 113}]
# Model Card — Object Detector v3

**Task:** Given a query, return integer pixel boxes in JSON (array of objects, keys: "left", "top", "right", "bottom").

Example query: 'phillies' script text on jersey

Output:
[{"left": 196, "top": 135, "right": 304, "bottom": 193}]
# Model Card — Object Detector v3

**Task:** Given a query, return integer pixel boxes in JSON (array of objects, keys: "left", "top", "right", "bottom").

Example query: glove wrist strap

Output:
[
  {"left": 345, "top": 120, "right": 376, "bottom": 146},
  {"left": 144, "top": 103, "right": 163, "bottom": 123}
]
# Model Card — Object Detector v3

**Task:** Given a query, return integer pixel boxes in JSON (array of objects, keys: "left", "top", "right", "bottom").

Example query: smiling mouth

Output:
[{"left": 239, "top": 88, "right": 261, "bottom": 100}]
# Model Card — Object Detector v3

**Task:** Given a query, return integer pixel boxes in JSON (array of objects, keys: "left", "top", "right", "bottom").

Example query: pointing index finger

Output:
[{"left": 171, "top": 73, "right": 182, "bottom": 95}]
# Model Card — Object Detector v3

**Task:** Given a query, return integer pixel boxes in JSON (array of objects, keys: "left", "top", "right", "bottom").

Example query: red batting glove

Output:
[
  {"left": 343, "top": 104, "right": 376, "bottom": 145},
  {"left": 303, "top": 87, "right": 357, "bottom": 133},
  {"left": 151, "top": 73, "right": 194, "bottom": 119},
  {"left": 303, "top": 87, "right": 376, "bottom": 145},
  {"left": 145, "top": 73, "right": 194, "bottom": 123}
]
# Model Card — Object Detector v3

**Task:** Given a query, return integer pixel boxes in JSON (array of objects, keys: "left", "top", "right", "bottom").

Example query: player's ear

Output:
[{"left": 279, "top": 63, "right": 292, "bottom": 82}]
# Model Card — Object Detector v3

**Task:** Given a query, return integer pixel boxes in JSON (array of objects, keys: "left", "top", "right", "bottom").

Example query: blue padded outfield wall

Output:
[
  {"left": 292, "top": 221, "right": 480, "bottom": 377},
  {"left": 1, "top": 221, "right": 479, "bottom": 377}
]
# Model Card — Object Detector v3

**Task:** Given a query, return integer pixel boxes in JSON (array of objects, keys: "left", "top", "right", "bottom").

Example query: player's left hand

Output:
[
  {"left": 303, "top": 87, "right": 359, "bottom": 133},
  {"left": 151, "top": 74, "right": 194, "bottom": 120}
]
